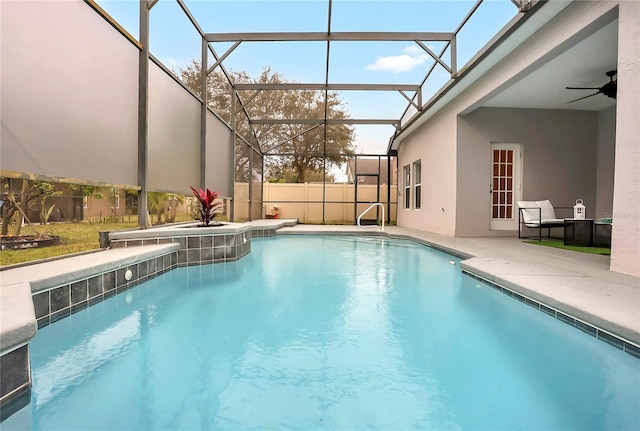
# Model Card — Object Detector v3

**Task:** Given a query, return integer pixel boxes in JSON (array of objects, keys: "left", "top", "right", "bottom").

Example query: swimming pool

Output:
[{"left": 8, "top": 236, "right": 640, "bottom": 430}]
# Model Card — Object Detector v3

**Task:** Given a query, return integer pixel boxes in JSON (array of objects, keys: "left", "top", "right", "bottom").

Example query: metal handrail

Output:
[{"left": 357, "top": 203, "right": 385, "bottom": 231}]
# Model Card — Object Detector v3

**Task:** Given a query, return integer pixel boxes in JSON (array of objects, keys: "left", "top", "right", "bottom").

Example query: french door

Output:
[{"left": 490, "top": 143, "right": 522, "bottom": 231}]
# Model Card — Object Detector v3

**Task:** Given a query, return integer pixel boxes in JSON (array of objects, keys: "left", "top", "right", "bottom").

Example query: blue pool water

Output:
[{"left": 11, "top": 236, "right": 640, "bottom": 430}]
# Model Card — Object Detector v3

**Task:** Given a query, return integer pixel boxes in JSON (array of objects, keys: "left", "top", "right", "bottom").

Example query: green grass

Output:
[
  {"left": 0, "top": 220, "right": 140, "bottom": 266},
  {"left": 524, "top": 238, "right": 610, "bottom": 255},
  {"left": 0, "top": 214, "right": 204, "bottom": 267}
]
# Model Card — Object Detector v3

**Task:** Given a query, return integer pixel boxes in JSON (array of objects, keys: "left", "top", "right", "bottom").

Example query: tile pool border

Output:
[
  {"left": 462, "top": 271, "right": 640, "bottom": 359},
  {"left": 108, "top": 223, "right": 252, "bottom": 266},
  {"left": 31, "top": 252, "right": 178, "bottom": 329}
]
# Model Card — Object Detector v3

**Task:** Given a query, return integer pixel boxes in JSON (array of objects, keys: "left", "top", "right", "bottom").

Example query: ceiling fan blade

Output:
[
  {"left": 566, "top": 86, "right": 601, "bottom": 90},
  {"left": 567, "top": 92, "right": 600, "bottom": 103}
]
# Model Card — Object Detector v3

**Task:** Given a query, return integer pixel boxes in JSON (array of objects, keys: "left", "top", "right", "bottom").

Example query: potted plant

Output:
[{"left": 190, "top": 186, "right": 224, "bottom": 227}]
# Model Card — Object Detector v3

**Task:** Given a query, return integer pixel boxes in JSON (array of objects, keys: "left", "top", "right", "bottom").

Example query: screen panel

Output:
[
  {"left": 147, "top": 63, "right": 200, "bottom": 193},
  {"left": 205, "top": 111, "right": 233, "bottom": 198},
  {"left": 0, "top": 1, "right": 139, "bottom": 186}
]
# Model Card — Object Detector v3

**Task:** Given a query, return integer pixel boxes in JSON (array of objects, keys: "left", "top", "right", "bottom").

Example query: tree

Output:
[
  {"left": 147, "top": 192, "right": 167, "bottom": 225},
  {"left": 147, "top": 192, "right": 185, "bottom": 225},
  {"left": 265, "top": 164, "right": 336, "bottom": 183},
  {"left": 36, "top": 181, "right": 62, "bottom": 225},
  {"left": 0, "top": 178, "right": 59, "bottom": 236},
  {"left": 174, "top": 62, "right": 355, "bottom": 183}
]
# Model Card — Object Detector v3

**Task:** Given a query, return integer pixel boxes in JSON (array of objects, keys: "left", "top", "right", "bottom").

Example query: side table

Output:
[
  {"left": 594, "top": 222, "right": 612, "bottom": 247},
  {"left": 564, "top": 218, "right": 594, "bottom": 246}
]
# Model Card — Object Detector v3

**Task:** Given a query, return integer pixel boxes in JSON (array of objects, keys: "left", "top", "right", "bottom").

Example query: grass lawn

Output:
[
  {"left": 524, "top": 238, "right": 610, "bottom": 255},
  {"left": 0, "top": 220, "right": 141, "bottom": 267}
]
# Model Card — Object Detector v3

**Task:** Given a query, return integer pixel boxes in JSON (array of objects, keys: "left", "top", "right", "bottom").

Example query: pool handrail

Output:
[{"left": 357, "top": 202, "right": 385, "bottom": 231}]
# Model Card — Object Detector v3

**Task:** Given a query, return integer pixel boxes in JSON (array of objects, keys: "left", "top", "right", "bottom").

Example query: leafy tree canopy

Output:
[{"left": 175, "top": 62, "right": 355, "bottom": 183}]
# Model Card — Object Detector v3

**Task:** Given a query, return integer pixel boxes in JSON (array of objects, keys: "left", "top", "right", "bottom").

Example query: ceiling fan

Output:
[{"left": 566, "top": 70, "right": 617, "bottom": 103}]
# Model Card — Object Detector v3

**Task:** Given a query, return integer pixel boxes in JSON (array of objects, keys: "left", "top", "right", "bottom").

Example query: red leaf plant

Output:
[{"left": 190, "top": 186, "right": 224, "bottom": 226}]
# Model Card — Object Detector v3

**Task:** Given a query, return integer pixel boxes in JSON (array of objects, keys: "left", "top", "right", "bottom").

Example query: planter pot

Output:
[{"left": 189, "top": 221, "right": 225, "bottom": 227}]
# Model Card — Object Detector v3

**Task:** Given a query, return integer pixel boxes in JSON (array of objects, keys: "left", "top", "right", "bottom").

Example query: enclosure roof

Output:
[{"left": 98, "top": 0, "right": 531, "bottom": 154}]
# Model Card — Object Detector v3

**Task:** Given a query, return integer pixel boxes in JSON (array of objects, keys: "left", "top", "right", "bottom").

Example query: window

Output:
[
  {"left": 413, "top": 160, "right": 421, "bottom": 209},
  {"left": 403, "top": 164, "right": 411, "bottom": 209},
  {"left": 112, "top": 188, "right": 120, "bottom": 209},
  {"left": 83, "top": 196, "right": 88, "bottom": 209}
]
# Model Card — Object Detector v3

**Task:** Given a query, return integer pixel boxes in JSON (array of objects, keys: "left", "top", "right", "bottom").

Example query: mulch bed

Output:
[{"left": 0, "top": 235, "right": 62, "bottom": 250}]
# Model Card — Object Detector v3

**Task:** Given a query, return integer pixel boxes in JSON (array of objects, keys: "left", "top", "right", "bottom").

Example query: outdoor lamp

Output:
[{"left": 573, "top": 199, "right": 585, "bottom": 219}]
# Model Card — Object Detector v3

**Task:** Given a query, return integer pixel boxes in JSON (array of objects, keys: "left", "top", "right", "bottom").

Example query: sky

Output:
[{"left": 96, "top": 0, "right": 517, "bottom": 155}]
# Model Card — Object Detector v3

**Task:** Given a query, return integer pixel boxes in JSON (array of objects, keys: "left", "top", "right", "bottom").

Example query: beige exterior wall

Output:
[
  {"left": 234, "top": 183, "right": 397, "bottom": 224},
  {"left": 397, "top": 108, "right": 458, "bottom": 236},
  {"left": 610, "top": 1, "right": 640, "bottom": 276}
]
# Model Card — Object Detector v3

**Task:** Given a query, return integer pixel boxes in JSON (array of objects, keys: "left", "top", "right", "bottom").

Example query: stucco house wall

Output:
[
  {"left": 397, "top": 108, "right": 457, "bottom": 236},
  {"left": 397, "top": 1, "right": 618, "bottom": 235},
  {"left": 610, "top": 0, "right": 640, "bottom": 275}
]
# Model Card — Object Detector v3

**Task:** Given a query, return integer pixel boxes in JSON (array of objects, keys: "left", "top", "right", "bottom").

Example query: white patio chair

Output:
[{"left": 517, "top": 200, "right": 567, "bottom": 241}]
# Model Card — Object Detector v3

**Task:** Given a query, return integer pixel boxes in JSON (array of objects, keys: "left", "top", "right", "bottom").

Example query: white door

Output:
[{"left": 490, "top": 143, "right": 522, "bottom": 231}]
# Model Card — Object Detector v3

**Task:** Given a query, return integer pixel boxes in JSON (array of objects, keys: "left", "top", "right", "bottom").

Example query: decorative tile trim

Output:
[
  {"left": 110, "top": 229, "right": 252, "bottom": 267},
  {"left": 462, "top": 270, "right": 640, "bottom": 359},
  {"left": 251, "top": 228, "right": 277, "bottom": 238},
  {"left": 0, "top": 345, "right": 30, "bottom": 422},
  {"left": 33, "top": 253, "right": 177, "bottom": 329}
]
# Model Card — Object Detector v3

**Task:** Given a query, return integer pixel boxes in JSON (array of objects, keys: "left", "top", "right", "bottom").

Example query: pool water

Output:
[{"left": 13, "top": 236, "right": 640, "bottom": 429}]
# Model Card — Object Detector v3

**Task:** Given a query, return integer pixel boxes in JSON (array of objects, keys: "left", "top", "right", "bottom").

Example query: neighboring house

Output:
[
  {"left": 83, "top": 188, "right": 134, "bottom": 220},
  {"left": 345, "top": 158, "right": 397, "bottom": 185},
  {"left": 392, "top": 1, "right": 639, "bottom": 276},
  {"left": 0, "top": 179, "right": 82, "bottom": 223}
]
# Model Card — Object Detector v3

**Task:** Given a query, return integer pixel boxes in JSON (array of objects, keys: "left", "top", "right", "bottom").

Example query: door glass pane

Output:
[{"left": 492, "top": 148, "right": 515, "bottom": 220}]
